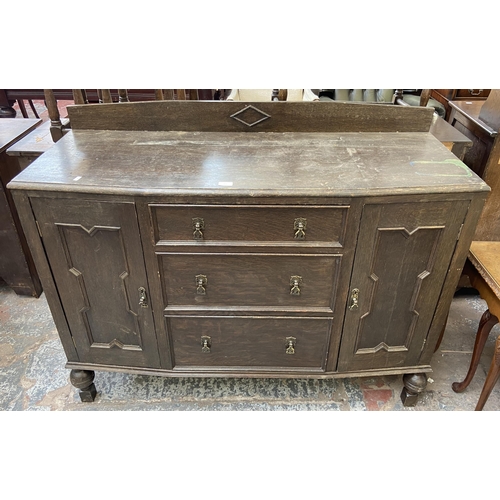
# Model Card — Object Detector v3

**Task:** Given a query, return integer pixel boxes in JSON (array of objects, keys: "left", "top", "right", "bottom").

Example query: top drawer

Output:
[{"left": 150, "top": 204, "right": 350, "bottom": 246}]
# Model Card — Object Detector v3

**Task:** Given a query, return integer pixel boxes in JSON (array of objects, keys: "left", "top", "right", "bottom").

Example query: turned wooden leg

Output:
[
  {"left": 476, "top": 335, "right": 500, "bottom": 411},
  {"left": 70, "top": 369, "right": 97, "bottom": 402},
  {"left": 401, "top": 373, "right": 427, "bottom": 407},
  {"left": 452, "top": 309, "right": 498, "bottom": 393}
]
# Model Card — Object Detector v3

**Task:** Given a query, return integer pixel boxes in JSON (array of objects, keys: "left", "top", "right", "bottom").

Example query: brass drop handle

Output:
[
  {"left": 196, "top": 274, "right": 207, "bottom": 295},
  {"left": 349, "top": 288, "right": 359, "bottom": 310},
  {"left": 294, "top": 217, "right": 307, "bottom": 240},
  {"left": 285, "top": 337, "right": 296, "bottom": 355},
  {"left": 192, "top": 217, "right": 205, "bottom": 240},
  {"left": 201, "top": 335, "right": 211, "bottom": 353},
  {"left": 290, "top": 276, "right": 303, "bottom": 295},
  {"left": 138, "top": 287, "right": 148, "bottom": 308}
]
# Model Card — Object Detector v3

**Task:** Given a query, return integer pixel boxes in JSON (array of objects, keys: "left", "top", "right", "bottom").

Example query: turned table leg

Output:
[
  {"left": 452, "top": 309, "right": 498, "bottom": 393},
  {"left": 401, "top": 373, "right": 428, "bottom": 407},
  {"left": 475, "top": 335, "right": 500, "bottom": 411},
  {"left": 70, "top": 369, "right": 97, "bottom": 402}
]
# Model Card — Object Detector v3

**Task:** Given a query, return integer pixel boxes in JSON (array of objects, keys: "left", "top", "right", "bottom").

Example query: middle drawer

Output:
[{"left": 158, "top": 252, "right": 341, "bottom": 311}]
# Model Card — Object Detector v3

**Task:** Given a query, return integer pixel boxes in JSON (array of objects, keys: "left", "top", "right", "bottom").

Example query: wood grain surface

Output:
[{"left": 8, "top": 130, "right": 488, "bottom": 197}]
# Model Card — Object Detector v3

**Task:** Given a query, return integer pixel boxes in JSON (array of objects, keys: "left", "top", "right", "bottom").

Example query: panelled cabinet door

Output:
[
  {"left": 338, "top": 200, "right": 470, "bottom": 372},
  {"left": 30, "top": 198, "right": 160, "bottom": 368}
]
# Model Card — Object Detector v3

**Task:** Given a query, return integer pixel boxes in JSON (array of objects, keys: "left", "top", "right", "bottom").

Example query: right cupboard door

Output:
[{"left": 338, "top": 200, "right": 469, "bottom": 372}]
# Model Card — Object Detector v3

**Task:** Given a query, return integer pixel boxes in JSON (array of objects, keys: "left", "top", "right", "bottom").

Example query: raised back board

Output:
[{"left": 67, "top": 100, "right": 434, "bottom": 133}]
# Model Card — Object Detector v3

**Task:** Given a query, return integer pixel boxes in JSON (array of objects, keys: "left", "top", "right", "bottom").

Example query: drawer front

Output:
[
  {"left": 169, "top": 316, "right": 331, "bottom": 370},
  {"left": 455, "top": 89, "right": 490, "bottom": 99},
  {"left": 159, "top": 253, "right": 341, "bottom": 310},
  {"left": 150, "top": 204, "right": 349, "bottom": 246}
]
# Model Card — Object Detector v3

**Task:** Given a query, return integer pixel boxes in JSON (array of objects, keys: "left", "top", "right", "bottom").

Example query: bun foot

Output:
[
  {"left": 70, "top": 369, "right": 97, "bottom": 402},
  {"left": 401, "top": 373, "right": 427, "bottom": 407}
]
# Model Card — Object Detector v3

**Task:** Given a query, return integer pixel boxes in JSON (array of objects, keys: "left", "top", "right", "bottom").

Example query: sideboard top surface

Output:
[{"left": 9, "top": 129, "right": 489, "bottom": 197}]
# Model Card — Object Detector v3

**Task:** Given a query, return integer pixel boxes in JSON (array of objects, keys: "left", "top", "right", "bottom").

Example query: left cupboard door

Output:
[{"left": 31, "top": 197, "right": 160, "bottom": 368}]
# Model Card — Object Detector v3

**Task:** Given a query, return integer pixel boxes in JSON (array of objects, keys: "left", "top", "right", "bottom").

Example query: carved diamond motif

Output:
[{"left": 230, "top": 105, "right": 271, "bottom": 127}]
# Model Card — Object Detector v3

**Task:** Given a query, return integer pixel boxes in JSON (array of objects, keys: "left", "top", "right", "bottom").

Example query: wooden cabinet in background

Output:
[
  {"left": 447, "top": 90, "right": 500, "bottom": 241},
  {"left": 431, "top": 89, "right": 491, "bottom": 120},
  {"left": 0, "top": 118, "right": 42, "bottom": 296}
]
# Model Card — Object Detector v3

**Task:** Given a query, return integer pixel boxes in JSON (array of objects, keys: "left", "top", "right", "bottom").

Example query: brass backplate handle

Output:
[
  {"left": 285, "top": 336, "right": 296, "bottom": 355},
  {"left": 138, "top": 287, "right": 148, "bottom": 308},
  {"left": 196, "top": 274, "right": 207, "bottom": 295},
  {"left": 349, "top": 288, "right": 359, "bottom": 310},
  {"left": 192, "top": 217, "right": 205, "bottom": 239},
  {"left": 290, "top": 276, "right": 303, "bottom": 295},
  {"left": 294, "top": 218, "right": 307, "bottom": 240},
  {"left": 201, "top": 335, "right": 211, "bottom": 353}
]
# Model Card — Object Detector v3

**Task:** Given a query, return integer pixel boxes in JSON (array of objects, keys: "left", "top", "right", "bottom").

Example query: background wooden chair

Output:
[
  {"left": 0, "top": 89, "right": 39, "bottom": 118},
  {"left": 446, "top": 90, "right": 500, "bottom": 182},
  {"left": 13, "top": 99, "right": 39, "bottom": 119},
  {"left": 1, "top": 89, "right": 217, "bottom": 118}
]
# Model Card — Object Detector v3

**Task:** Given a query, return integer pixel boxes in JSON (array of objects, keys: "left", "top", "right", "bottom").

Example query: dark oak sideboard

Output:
[{"left": 8, "top": 100, "right": 489, "bottom": 406}]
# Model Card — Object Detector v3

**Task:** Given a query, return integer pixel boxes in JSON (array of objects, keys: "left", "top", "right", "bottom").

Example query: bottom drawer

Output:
[{"left": 168, "top": 316, "right": 332, "bottom": 371}]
